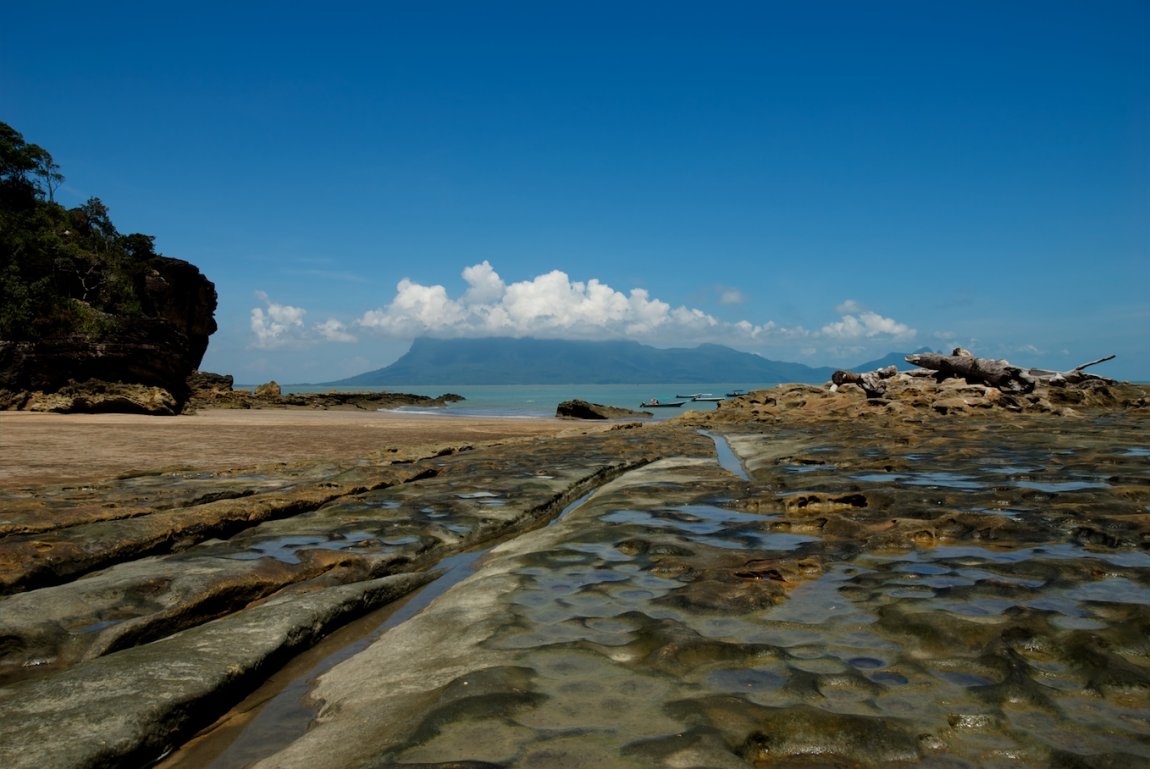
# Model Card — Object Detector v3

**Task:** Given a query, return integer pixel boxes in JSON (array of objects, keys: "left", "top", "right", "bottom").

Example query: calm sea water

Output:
[{"left": 279, "top": 383, "right": 771, "bottom": 420}]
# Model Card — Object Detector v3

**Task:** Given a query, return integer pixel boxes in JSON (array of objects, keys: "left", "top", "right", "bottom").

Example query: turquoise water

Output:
[{"left": 278, "top": 383, "right": 769, "bottom": 420}]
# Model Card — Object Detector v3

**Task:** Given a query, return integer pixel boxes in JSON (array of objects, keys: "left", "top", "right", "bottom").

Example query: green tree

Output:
[
  {"left": 0, "top": 121, "right": 164, "bottom": 341},
  {"left": 0, "top": 121, "right": 62, "bottom": 204}
]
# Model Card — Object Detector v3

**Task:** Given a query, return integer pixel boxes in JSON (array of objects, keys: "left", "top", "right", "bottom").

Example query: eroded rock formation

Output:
[
  {"left": 0, "top": 257, "right": 217, "bottom": 415},
  {"left": 692, "top": 359, "right": 1148, "bottom": 425}
]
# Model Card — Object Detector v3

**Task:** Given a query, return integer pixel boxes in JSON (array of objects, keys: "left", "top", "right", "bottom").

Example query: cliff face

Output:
[{"left": 0, "top": 258, "right": 217, "bottom": 414}]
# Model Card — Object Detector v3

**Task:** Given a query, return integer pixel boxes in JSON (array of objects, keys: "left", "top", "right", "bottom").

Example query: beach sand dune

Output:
[{"left": 0, "top": 409, "right": 581, "bottom": 488}]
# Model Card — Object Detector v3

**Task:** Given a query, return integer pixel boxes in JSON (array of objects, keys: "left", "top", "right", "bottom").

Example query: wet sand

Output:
[{"left": 0, "top": 409, "right": 584, "bottom": 488}]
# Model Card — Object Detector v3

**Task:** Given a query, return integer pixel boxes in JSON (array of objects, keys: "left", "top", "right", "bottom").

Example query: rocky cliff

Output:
[
  {"left": 0, "top": 257, "right": 217, "bottom": 415},
  {"left": 1, "top": 122, "right": 218, "bottom": 414}
]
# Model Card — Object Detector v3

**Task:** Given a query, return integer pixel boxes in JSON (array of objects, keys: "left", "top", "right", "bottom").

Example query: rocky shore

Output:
[{"left": 1, "top": 373, "right": 1148, "bottom": 769}]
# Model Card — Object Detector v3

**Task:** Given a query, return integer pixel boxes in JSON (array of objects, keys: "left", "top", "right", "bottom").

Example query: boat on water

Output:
[
  {"left": 674, "top": 393, "right": 702, "bottom": 399},
  {"left": 641, "top": 400, "right": 686, "bottom": 408},
  {"left": 726, "top": 389, "right": 746, "bottom": 397},
  {"left": 692, "top": 394, "right": 725, "bottom": 402}
]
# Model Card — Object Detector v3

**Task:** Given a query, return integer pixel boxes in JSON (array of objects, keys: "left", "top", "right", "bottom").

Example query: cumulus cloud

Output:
[
  {"left": 250, "top": 291, "right": 306, "bottom": 348},
  {"left": 316, "top": 318, "right": 357, "bottom": 343},
  {"left": 249, "top": 291, "right": 357, "bottom": 348},
  {"left": 358, "top": 261, "right": 727, "bottom": 341},
  {"left": 251, "top": 264, "right": 919, "bottom": 361},
  {"left": 821, "top": 301, "right": 916, "bottom": 341},
  {"left": 461, "top": 260, "right": 506, "bottom": 304}
]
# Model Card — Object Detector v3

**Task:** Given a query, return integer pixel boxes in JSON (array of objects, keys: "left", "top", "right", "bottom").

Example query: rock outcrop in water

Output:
[
  {"left": 184, "top": 372, "right": 466, "bottom": 412},
  {"left": 555, "top": 398, "right": 651, "bottom": 419}
]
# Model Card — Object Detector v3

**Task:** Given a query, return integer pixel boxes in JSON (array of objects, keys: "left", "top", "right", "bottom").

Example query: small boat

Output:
[
  {"left": 692, "top": 395, "right": 724, "bottom": 402},
  {"left": 726, "top": 389, "right": 746, "bottom": 397},
  {"left": 674, "top": 393, "right": 702, "bottom": 399},
  {"left": 641, "top": 400, "right": 686, "bottom": 408}
]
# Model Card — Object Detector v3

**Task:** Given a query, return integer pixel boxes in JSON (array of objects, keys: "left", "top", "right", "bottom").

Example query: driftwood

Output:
[
  {"left": 904, "top": 350, "right": 1035, "bottom": 394},
  {"left": 1026, "top": 354, "right": 1117, "bottom": 384},
  {"left": 832, "top": 365, "right": 898, "bottom": 398},
  {"left": 836, "top": 349, "right": 1118, "bottom": 400}
]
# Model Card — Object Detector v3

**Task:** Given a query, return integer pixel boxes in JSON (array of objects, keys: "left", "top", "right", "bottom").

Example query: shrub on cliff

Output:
[
  {"left": 0, "top": 121, "right": 169, "bottom": 341},
  {"left": 1, "top": 121, "right": 217, "bottom": 413}
]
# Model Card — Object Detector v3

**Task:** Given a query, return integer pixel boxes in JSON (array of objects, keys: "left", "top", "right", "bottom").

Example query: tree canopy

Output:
[{"left": 1, "top": 121, "right": 163, "bottom": 341}]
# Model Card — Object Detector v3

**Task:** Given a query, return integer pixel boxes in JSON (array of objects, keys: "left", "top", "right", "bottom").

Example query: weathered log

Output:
[
  {"left": 904, "top": 351, "right": 1035, "bottom": 394},
  {"left": 1072, "top": 354, "right": 1117, "bottom": 373},
  {"left": 1027, "top": 354, "right": 1117, "bottom": 384},
  {"left": 832, "top": 365, "right": 898, "bottom": 398}
]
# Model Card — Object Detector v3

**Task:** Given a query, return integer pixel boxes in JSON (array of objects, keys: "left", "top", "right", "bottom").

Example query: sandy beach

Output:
[{"left": 0, "top": 409, "right": 585, "bottom": 488}]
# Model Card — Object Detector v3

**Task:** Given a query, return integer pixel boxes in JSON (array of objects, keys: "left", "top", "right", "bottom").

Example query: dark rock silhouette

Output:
[{"left": 0, "top": 257, "right": 217, "bottom": 414}]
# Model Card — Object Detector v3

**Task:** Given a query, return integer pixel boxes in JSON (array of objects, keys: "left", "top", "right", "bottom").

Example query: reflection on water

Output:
[{"left": 1012, "top": 479, "right": 1110, "bottom": 491}]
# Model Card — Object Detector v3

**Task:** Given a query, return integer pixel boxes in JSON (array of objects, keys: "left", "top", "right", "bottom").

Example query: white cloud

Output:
[
  {"left": 316, "top": 318, "right": 357, "bottom": 343},
  {"left": 249, "top": 291, "right": 357, "bottom": 348},
  {"left": 253, "top": 265, "right": 920, "bottom": 365},
  {"left": 357, "top": 263, "right": 732, "bottom": 341},
  {"left": 461, "top": 260, "right": 505, "bottom": 304},
  {"left": 821, "top": 305, "right": 916, "bottom": 341},
  {"left": 250, "top": 291, "right": 306, "bottom": 348}
]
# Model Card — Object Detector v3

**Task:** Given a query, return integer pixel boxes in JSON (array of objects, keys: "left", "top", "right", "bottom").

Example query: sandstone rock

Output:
[
  {"left": 0, "top": 258, "right": 217, "bottom": 414},
  {"left": 186, "top": 370, "right": 234, "bottom": 393},
  {"left": 20, "top": 380, "right": 180, "bottom": 416},
  {"left": 0, "top": 572, "right": 431, "bottom": 769},
  {"left": 255, "top": 380, "right": 282, "bottom": 397},
  {"left": 3, "top": 390, "right": 1150, "bottom": 768},
  {"left": 688, "top": 375, "right": 1150, "bottom": 428}
]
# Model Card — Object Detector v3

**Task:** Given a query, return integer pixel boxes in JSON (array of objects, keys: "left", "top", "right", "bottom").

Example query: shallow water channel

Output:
[
  {"left": 164, "top": 424, "right": 1150, "bottom": 768},
  {"left": 162, "top": 488, "right": 604, "bottom": 769}
]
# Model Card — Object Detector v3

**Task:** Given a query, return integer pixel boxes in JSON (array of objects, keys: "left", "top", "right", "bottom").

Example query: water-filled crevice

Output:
[
  {"left": 157, "top": 466, "right": 623, "bottom": 769},
  {"left": 699, "top": 430, "right": 750, "bottom": 480}
]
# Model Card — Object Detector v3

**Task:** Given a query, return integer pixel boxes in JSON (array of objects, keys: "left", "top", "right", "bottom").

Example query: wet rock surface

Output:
[
  {"left": 1, "top": 380, "right": 1149, "bottom": 769},
  {"left": 234, "top": 412, "right": 1150, "bottom": 769}
]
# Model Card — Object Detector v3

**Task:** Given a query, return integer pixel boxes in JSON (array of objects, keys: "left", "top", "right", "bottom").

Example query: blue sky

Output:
[{"left": 3, "top": 1, "right": 1147, "bottom": 382}]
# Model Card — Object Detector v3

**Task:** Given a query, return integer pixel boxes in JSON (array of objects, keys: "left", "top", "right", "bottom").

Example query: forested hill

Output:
[
  {"left": 332, "top": 337, "right": 923, "bottom": 386},
  {"left": 1, "top": 121, "right": 217, "bottom": 413},
  {"left": 0, "top": 121, "right": 213, "bottom": 343}
]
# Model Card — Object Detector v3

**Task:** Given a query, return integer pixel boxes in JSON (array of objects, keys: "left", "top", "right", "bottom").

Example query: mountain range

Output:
[{"left": 330, "top": 337, "right": 929, "bottom": 386}]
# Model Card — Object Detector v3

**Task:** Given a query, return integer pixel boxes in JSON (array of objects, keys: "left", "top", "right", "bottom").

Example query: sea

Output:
[{"left": 276, "top": 383, "right": 770, "bottom": 421}]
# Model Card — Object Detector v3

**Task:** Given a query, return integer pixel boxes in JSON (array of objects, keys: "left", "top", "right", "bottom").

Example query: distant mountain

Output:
[
  {"left": 852, "top": 347, "right": 935, "bottom": 372},
  {"left": 330, "top": 338, "right": 930, "bottom": 386}
]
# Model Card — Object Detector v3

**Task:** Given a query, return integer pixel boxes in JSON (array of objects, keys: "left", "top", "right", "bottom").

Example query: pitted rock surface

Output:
[
  {"left": 241, "top": 413, "right": 1150, "bottom": 769},
  {"left": 1, "top": 389, "right": 1149, "bottom": 769}
]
